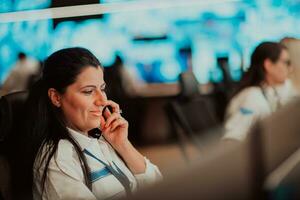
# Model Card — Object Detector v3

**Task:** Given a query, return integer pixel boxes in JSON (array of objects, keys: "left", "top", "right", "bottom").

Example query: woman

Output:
[
  {"left": 23, "top": 47, "right": 162, "bottom": 200},
  {"left": 223, "top": 41, "right": 298, "bottom": 141}
]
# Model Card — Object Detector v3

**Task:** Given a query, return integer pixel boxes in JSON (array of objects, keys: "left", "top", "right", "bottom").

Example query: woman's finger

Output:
[
  {"left": 105, "top": 100, "right": 120, "bottom": 113},
  {"left": 103, "top": 106, "right": 112, "bottom": 120},
  {"left": 99, "top": 116, "right": 106, "bottom": 130},
  {"left": 110, "top": 118, "right": 128, "bottom": 131},
  {"left": 105, "top": 112, "right": 121, "bottom": 127}
]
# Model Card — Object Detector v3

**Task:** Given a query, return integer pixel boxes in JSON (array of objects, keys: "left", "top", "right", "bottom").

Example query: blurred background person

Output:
[
  {"left": 223, "top": 41, "right": 298, "bottom": 141},
  {"left": 0, "top": 52, "right": 40, "bottom": 96},
  {"left": 280, "top": 37, "right": 300, "bottom": 92},
  {"left": 104, "top": 54, "right": 140, "bottom": 100}
]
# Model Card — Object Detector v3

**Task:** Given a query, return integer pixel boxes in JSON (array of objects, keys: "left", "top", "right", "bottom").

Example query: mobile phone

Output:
[
  {"left": 88, "top": 105, "right": 113, "bottom": 139},
  {"left": 88, "top": 128, "right": 101, "bottom": 139}
]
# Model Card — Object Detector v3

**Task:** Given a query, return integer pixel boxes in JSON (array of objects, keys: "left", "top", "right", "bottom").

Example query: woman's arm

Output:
[
  {"left": 114, "top": 140, "right": 146, "bottom": 174},
  {"left": 100, "top": 103, "right": 146, "bottom": 173},
  {"left": 113, "top": 140, "right": 163, "bottom": 187},
  {"left": 100, "top": 100, "right": 161, "bottom": 178}
]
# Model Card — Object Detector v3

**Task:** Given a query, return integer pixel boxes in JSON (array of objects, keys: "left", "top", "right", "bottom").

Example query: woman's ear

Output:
[
  {"left": 48, "top": 88, "right": 61, "bottom": 107},
  {"left": 264, "top": 58, "right": 274, "bottom": 74}
]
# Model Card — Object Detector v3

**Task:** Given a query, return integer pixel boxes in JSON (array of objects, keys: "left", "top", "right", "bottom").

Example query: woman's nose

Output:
[{"left": 95, "top": 91, "right": 107, "bottom": 105}]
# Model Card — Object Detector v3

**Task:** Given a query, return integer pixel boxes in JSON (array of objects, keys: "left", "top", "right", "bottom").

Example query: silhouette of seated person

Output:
[
  {"left": 1, "top": 52, "right": 40, "bottom": 95},
  {"left": 104, "top": 55, "right": 127, "bottom": 101}
]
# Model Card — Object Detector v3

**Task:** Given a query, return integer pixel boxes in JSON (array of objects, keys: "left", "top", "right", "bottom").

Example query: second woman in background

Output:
[{"left": 223, "top": 41, "right": 298, "bottom": 141}]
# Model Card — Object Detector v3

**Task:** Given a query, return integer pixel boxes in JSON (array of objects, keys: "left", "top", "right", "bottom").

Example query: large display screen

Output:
[{"left": 1, "top": 0, "right": 300, "bottom": 84}]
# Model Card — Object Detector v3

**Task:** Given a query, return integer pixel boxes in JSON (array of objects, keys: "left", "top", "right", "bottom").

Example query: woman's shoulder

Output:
[
  {"left": 37, "top": 140, "right": 76, "bottom": 162},
  {"left": 55, "top": 139, "right": 82, "bottom": 167},
  {"left": 34, "top": 139, "right": 82, "bottom": 178},
  {"left": 227, "top": 86, "right": 266, "bottom": 112},
  {"left": 235, "top": 86, "right": 264, "bottom": 99},
  {"left": 52, "top": 139, "right": 83, "bottom": 180},
  {"left": 56, "top": 139, "right": 76, "bottom": 157}
]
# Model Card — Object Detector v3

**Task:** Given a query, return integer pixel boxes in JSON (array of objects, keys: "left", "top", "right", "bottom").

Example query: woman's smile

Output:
[{"left": 90, "top": 110, "right": 102, "bottom": 117}]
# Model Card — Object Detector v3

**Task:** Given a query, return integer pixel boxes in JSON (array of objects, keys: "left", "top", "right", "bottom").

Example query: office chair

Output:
[
  {"left": 0, "top": 91, "right": 29, "bottom": 200},
  {"left": 165, "top": 72, "right": 220, "bottom": 158},
  {"left": 177, "top": 71, "right": 200, "bottom": 100}
]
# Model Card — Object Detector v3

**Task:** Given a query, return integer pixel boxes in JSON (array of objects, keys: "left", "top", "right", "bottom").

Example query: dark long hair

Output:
[
  {"left": 22, "top": 47, "right": 102, "bottom": 197},
  {"left": 234, "top": 41, "right": 287, "bottom": 96}
]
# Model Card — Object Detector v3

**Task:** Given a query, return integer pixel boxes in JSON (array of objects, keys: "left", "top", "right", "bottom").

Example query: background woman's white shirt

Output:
[{"left": 223, "top": 80, "right": 298, "bottom": 141}]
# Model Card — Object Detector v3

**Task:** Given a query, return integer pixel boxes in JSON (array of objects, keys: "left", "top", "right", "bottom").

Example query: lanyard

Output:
[{"left": 83, "top": 149, "right": 132, "bottom": 196}]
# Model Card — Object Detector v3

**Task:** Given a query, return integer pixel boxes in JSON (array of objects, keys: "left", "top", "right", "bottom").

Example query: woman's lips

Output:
[{"left": 90, "top": 111, "right": 102, "bottom": 117}]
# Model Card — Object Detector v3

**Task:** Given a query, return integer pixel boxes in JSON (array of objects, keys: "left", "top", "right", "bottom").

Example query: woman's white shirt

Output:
[
  {"left": 223, "top": 80, "right": 298, "bottom": 141},
  {"left": 33, "top": 128, "right": 162, "bottom": 200}
]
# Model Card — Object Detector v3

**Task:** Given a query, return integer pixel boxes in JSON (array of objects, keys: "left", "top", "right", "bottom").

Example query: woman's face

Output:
[
  {"left": 266, "top": 49, "right": 291, "bottom": 85},
  {"left": 60, "top": 66, "right": 107, "bottom": 133}
]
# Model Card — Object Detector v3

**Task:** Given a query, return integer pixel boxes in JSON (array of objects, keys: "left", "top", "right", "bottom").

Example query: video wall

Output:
[{"left": 1, "top": 0, "right": 300, "bottom": 84}]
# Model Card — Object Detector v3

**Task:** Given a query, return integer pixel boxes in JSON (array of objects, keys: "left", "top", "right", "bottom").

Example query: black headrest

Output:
[
  {"left": 178, "top": 71, "right": 200, "bottom": 100},
  {"left": 0, "top": 91, "right": 30, "bottom": 200},
  {"left": 0, "top": 91, "right": 28, "bottom": 144}
]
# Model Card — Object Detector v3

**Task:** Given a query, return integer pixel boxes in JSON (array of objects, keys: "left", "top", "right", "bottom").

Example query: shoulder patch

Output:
[{"left": 239, "top": 107, "right": 254, "bottom": 115}]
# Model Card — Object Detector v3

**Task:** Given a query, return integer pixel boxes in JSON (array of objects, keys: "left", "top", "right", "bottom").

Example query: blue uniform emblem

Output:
[
  {"left": 90, "top": 167, "right": 111, "bottom": 183},
  {"left": 239, "top": 107, "right": 253, "bottom": 115}
]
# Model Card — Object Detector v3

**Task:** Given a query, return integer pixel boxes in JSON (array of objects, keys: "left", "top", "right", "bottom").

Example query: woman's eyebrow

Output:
[
  {"left": 80, "top": 83, "right": 106, "bottom": 90},
  {"left": 80, "top": 85, "right": 96, "bottom": 90}
]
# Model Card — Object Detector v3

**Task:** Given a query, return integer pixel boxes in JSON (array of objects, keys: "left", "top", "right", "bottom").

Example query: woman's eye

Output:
[{"left": 82, "top": 90, "right": 93, "bottom": 95}]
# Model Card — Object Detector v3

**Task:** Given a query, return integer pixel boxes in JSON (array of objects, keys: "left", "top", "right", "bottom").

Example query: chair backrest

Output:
[
  {"left": 166, "top": 71, "right": 220, "bottom": 150},
  {"left": 0, "top": 91, "right": 28, "bottom": 144},
  {"left": 166, "top": 96, "right": 219, "bottom": 139},
  {"left": 178, "top": 71, "right": 200, "bottom": 100},
  {"left": 0, "top": 91, "right": 29, "bottom": 200},
  {"left": 217, "top": 56, "right": 234, "bottom": 89}
]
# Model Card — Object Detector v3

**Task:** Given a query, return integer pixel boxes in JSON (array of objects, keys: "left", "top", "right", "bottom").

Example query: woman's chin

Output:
[{"left": 90, "top": 122, "right": 101, "bottom": 129}]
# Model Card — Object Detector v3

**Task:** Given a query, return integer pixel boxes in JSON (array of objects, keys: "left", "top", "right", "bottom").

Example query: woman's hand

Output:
[
  {"left": 100, "top": 100, "right": 146, "bottom": 174},
  {"left": 100, "top": 100, "right": 129, "bottom": 150}
]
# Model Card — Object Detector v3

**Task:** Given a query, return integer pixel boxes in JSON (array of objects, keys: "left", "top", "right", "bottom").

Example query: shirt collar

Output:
[
  {"left": 67, "top": 127, "right": 98, "bottom": 151},
  {"left": 262, "top": 81, "right": 289, "bottom": 93}
]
